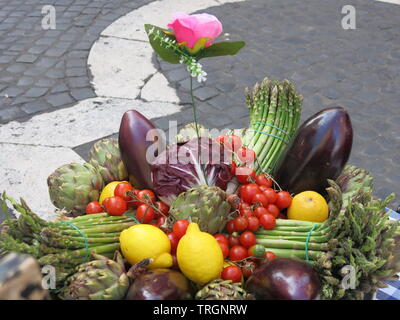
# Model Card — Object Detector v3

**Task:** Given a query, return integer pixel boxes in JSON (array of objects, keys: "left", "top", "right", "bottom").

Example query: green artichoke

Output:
[
  {"left": 175, "top": 122, "right": 209, "bottom": 144},
  {"left": 169, "top": 186, "right": 231, "bottom": 234},
  {"left": 196, "top": 279, "right": 253, "bottom": 300},
  {"left": 89, "top": 138, "right": 128, "bottom": 184},
  {"left": 47, "top": 162, "right": 104, "bottom": 217},
  {"left": 59, "top": 252, "right": 129, "bottom": 300}
]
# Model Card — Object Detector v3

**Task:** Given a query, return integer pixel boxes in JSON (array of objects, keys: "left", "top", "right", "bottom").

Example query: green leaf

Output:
[
  {"left": 196, "top": 41, "right": 246, "bottom": 60},
  {"left": 144, "top": 24, "right": 181, "bottom": 64}
]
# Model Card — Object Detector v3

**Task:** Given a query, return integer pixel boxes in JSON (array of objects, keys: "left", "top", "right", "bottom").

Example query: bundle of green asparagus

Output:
[
  {"left": 243, "top": 77, "right": 303, "bottom": 174},
  {"left": 255, "top": 165, "right": 400, "bottom": 300},
  {"left": 0, "top": 193, "right": 137, "bottom": 286}
]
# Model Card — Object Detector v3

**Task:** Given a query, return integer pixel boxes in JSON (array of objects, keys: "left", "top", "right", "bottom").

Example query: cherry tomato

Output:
[
  {"left": 223, "top": 134, "right": 242, "bottom": 152},
  {"left": 254, "top": 206, "right": 270, "bottom": 218},
  {"left": 137, "top": 189, "right": 156, "bottom": 204},
  {"left": 218, "top": 242, "right": 229, "bottom": 258},
  {"left": 263, "top": 188, "right": 278, "bottom": 204},
  {"left": 172, "top": 219, "right": 190, "bottom": 239},
  {"left": 234, "top": 216, "right": 248, "bottom": 232},
  {"left": 240, "top": 183, "right": 261, "bottom": 203},
  {"left": 104, "top": 196, "right": 127, "bottom": 216},
  {"left": 259, "top": 213, "right": 276, "bottom": 230},
  {"left": 214, "top": 234, "right": 229, "bottom": 246},
  {"left": 114, "top": 182, "right": 134, "bottom": 201},
  {"left": 226, "top": 220, "right": 236, "bottom": 234},
  {"left": 228, "top": 235, "right": 240, "bottom": 247},
  {"left": 229, "top": 245, "right": 248, "bottom": 261},
  {"left": 255, "top": 174, "right": 273, "bottom": 187},
  {"left": 265, "top": 251, "right": 277, "bottom": 261},
  {"left": 239, "top": 231, "right": 257, "bottom": 248},
  {"left": 136, "top": 204, "right": 155, "bottom": 223},
  {"left": 240, "top": 208, "right": 254, "bottom": 218},
  {"left": 276, "top": 191, "right": 292, "bottom": 209},
  {"left": 247, "top": 216, "right": 260, "bottom": 232},
  {"left": 221, "top": 265, "right": 243, "bottom": 283},
  {"left": 248, "top": 244, "right": 266, "bottom": 258},
  {"left": 252, "top": 193, "right": 269, "bottom": 208},
  {"left": 259, "top": 185, "right": 269, "bottom": 192},
  {"left": 156, "top": 216, "right": 167, "bottom": 231},
  {"left": 230, "top": 161, "right": 237, "bottom": 175},
  {"left": 238, "top": 202, "right": 251, "bottom": 211},
  {"left": 127, "top": 189, "right": 140, "bottom": 209},
  {"left": 235, "top": 167, "right": 256, "bottom": 184},
  {"left": 241, "top": 261, "right": 257, "bottom": 278},
  {"left": 266, "top": 204, "right": 280, "bottom": 218},
  {"left": 85, "top": 201, "right": 103, "bottom": 214},
  {"left": 167, "top": 232, "right": 179, "bottom": 254},
  {"left": 237, "top": 147, "right": 256, "bottom": 165},
  {"left": 154, "top": 201, "right": 169, "bottom": 218}
]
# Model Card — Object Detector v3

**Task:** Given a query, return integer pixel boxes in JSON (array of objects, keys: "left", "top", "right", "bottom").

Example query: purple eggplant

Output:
[
  {"left": 273, "top": 106, "right": 353, "bottom": 195},
  {"left": 245, "top": 258, "right": 320, "bottom": 300},
  {"left": 119, "top": 110, "right": 165, "bottom": 189},
  {"left": 126, "top": 269, "right": 192, "bottom": 300}
]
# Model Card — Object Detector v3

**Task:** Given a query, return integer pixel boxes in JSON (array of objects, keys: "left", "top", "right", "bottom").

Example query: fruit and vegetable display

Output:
[{"left": 1, "top": 12, "right": 399, "bottom": 301}]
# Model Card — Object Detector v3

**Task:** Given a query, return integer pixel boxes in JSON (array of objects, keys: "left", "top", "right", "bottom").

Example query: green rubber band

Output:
[
  {"left": 251, "top": 122, "right": 290, "bottom": 136},
  {"left": 60, "top": 220, "right": 89, "bottom": 263},
  {"left": 305, "top": 223, "right": 320, "bottom": 262},
  {"left": 247, "top": 129, "right": 289, "bottom": 144}
]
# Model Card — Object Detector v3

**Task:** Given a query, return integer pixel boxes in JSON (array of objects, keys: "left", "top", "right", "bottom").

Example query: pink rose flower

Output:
[{"left": 168, "top": 12, "right": 223, "bottom": 52}]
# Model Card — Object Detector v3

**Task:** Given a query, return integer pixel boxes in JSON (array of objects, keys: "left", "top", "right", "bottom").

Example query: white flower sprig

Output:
[{"left": 149, "top": 27, "right": 207, "bottom": 83}]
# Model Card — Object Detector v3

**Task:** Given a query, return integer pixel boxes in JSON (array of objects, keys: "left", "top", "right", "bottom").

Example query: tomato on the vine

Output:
[
  {"left": 239, "top": 231, "right": 257, "bottom": 248},
  {"left": 85, "top": 201, "right": 103, "bottom": 214},
  {"left": 218, "top": 242, "right": 229, "bottom": 259},
  {"left": 265, "top": 251, "right": 277, "bottom": 261},
  {"left": 127, "top": 189, "right": 140, "bottom": 209},
  {"left": 238, "top": 202, "right": 251, "bottom": 211},
  {"left": 230, "top": 161, "right": 237, "bottom": 175},
  {"left": 276, "top": 191, "right": 292, "bottom": 209},
  {"left": 228, "top": 235, "right": 240, "bottom": 247},
  {"left": 240, "top": 208, "right": 254, "bottom": 218},
  {"left": 247, "top": 216, "right": 260, "bottom": 232},
  {"left": 226, "top": 220, "right": 236, "bottom": 234},
  {"left": 259, "top": 213, "right": 276, "bottom": 230},
  {"left": 167, "top": 232, "right": 179, "bottom": 254},
  {"left": 252, "top": 193, "right": 269, "bottom": 208},
  {"left": 255, "top": 174, "right": 273, "bottom": 187},
  {"left": 266, "top": 204, "right": 280, "bottom": 218},
  {"left": 221, "top": 265, "right": 242, "bottom": 283},
  {"left": 214, "top": 234, "right": 229, "bottom": 246},
  {"left": 154, "top": 201, "right": 169, "bottom": 218},
  {"left": 136, "top": 204, "right": 155, "bottom": 223},
  {"left": 263, "top": 188, "right": 278, "bottom": 204},
  {"left": 172, "top": 219, "right": 190, "bottom": 239},
  {"left": 156, "top": 216, "right": 167, "bottom": 230},
  {"left": 229, "top": 245, "right": 248, "bottom": 261},
  {"left": 241, "top": 260, "right": 257, "bottom": 278},
  {"left": 137, "top": 189, "right": 156, "bottom": 204},
  {"left": 237, "top": 147, "right": 256, "bottom": 165},
  {"left": 104, "top": 196, "right": 127, "bottom": 216},
  {"left": 114, "top": 182, "right": 134, "bottom": 201},
  {"left": 234, "top": 216, "right": 248, "bottom": 232},
  {"left": 254, "top": 206, "right": 270, "bottom": 218},
  {"left": 240, "top": 183, "right": 261, "bottom": 203},
  {"left": 235, "top": 167, "right": 256, "bottom": 184}
]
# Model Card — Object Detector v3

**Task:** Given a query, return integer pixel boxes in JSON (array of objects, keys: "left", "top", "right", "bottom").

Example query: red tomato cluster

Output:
[{"left": 85, "top": 182, "right": 169, "bottom": 229}]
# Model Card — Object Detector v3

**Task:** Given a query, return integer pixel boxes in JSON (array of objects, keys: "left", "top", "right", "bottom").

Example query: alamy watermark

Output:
[
  {"left": 41, "top": 5, "right": 56, "bottom": 30},
  {"left": 341, "top": 5, "right": 356, "bottom": 30}
]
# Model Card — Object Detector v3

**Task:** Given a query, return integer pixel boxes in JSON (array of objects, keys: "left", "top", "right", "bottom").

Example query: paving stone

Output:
[
  {"left": 0, "top": 106, "right": 26, "bottom": 122},
  {"left": 0, "top": 55, "right": 14, "bottom": 63},
  {"left": 66, "top": 67, "right": 87, "bottom": 77},
  {"left": 70, "top": 88, "right": 96, "bottom": 100},
  {"left": 16, "top": 54, "right": 38, "bottom": 63},
  {"left": 24, "top": 87, "right": 48, "bottom": 98},
  {"left": 193, "top": 87, "right": 219, "bottom": 101},
  {"left": 6, "top": 64, "right": 27, "bottom": 73},
  {"left": 45, "top": 93, "right": 75, "bottom": 107},
  {"left": 17, "top": 76, "right": 34, "bottom": 86},
  {"left": 45, "top": 47, "right": 68, "bottom": 57},
  {"left": 20, "top": 101, "right": 52, "bottom": 114},
  {"left": 51, "top": 83, "right": 69, "bottom": 93},
  {"left": 1, "top": 87, "right": 24, "bottom": 98}
]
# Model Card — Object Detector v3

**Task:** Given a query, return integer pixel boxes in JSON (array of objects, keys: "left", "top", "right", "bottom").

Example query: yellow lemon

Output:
[
  {"left": 287, "top": 191, "right": 329, "bottom": 222},
  {"left": 177, "top": 223, "right": 224, "bottom": 285},
  {"left": 120, "top": 224, "right": 172, "bottom": 269},
  {"left": 99, "top": 181, "right": 127, "bottom": 204}
]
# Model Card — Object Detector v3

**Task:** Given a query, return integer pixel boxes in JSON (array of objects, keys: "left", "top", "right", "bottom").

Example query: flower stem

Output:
[{"left": 189, "top": 75, "right": 208, "bottom": 185}]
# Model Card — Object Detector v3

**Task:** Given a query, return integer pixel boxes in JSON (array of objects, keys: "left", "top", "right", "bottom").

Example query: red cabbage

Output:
[{"left": 151, "top": 137, "right": 233, "bottom": 205}]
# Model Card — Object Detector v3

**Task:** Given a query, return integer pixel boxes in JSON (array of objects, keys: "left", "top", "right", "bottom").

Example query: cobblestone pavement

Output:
[
  {"left": 0, "top": 0, "right": 153, "bottom": 123},
  {"left": 148, "top": 0, "right": 400, "bottom": 210}
]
